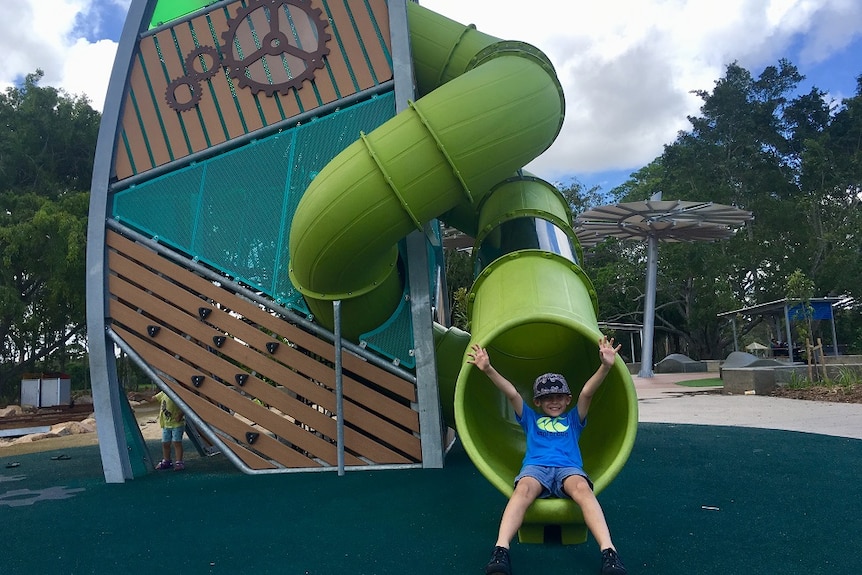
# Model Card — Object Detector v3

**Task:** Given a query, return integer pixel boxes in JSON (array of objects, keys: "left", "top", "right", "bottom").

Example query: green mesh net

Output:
[{"left": 113, "top": 91, "right": 419, "bottom": 366}]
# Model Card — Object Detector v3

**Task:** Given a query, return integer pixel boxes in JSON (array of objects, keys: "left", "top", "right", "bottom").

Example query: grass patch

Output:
[{"left": 675, "top": 377, "right": 723, "bottom": 388}]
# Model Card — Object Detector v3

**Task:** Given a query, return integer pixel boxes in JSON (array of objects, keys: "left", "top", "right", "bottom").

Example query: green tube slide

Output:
[
  {"left": 454, "top": 175, "right": 637, "bottom": 544},
  {"left": 288, "top": 3, "right": 637, "bottom": 543}
]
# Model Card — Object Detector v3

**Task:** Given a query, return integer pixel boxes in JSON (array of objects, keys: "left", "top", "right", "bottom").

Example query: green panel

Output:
[{"left": 149, "top": 0, "right": 211, "bottom": 28}]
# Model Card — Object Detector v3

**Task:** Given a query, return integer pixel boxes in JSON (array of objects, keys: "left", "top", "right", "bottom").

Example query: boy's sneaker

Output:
[
  {"left": 485, "top": 546, "right": 512, "bottom": 575},
  {"left": 155, "top": 459, "right": 173, "bottom": 470},
  {"left": 601, "top": 548, "right": 627, "bottom": 575},
  {"left": 173, "top": 460, "right": 185, "bottom": 471}
]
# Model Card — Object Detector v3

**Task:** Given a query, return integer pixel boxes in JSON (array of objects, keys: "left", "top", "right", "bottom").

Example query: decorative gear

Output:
[
  {"left": 184, "top": 45, "right": 222, "bottom": 82},
  {"left": 0, "top": 485, "right": 86, "bottom": 508},
  {"left": 221, "top": 0, "right": 331, "bottom": 97},
  {"left": 165, "top": 76, "right": 204, "bottom": 112},
  {"left": 165, "top": 45, "right": 222, "bottom": 112}
]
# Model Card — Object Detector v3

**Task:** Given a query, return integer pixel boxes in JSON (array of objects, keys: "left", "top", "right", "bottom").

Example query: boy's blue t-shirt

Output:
[{"left": 516, "top": 404, "right": 586, "bottom": 469}]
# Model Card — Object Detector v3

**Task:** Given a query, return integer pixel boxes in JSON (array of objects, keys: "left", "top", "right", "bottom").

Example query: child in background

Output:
[{"left": 153, "top": 390, "right": 186, "bottom": 471}]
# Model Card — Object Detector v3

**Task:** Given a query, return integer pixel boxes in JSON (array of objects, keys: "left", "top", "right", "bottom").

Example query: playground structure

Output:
[{"left": 86, "top": 0, "right": 637, "bottom": 543}]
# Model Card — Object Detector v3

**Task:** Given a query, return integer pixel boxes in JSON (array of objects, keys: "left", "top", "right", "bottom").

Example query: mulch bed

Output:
[{"left": 770, "top": 383, "right": 862, "bottom": 404}]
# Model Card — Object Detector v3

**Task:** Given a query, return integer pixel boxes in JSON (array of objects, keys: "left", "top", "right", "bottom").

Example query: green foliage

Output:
[
  {"left": 0, "top": 71, "right": 98, "bottom": 399},
  {"left": 786, "top": 269, "right": 816, "bottom": 342},
  {"left": 444, "top": 248, "right": 473, "bottom": 328},
  {"left": 451, "top": 286, "right": 470, "bottom": 331},
  {"left": 831, "top": 366, "right": 860, "bottom": 388},
  {"left": 585, "top": 60, "right": 862, "bottom": 359},
  {"left": 786, "top": 370, "right": 812, "bottom": 389}
]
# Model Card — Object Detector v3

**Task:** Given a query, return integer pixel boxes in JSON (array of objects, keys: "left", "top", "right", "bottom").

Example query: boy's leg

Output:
[
  {"left": 485, "top": 477, "right": 543, "bottom": 574},
  {"left": 161, "top": 440, "right": 171, "bottom": 462},
  {"left": 173, "top": 440, "right": 183, "bottom": 462},
  {"left": 562, "top": 474, "right": 614, "bottom": 550},
  {"left": 495, "top": 476, "right": 543, "bottom": 547}
]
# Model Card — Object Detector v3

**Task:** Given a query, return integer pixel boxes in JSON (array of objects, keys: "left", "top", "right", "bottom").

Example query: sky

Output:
[{"left": 2, "top": 0, "right": 861, "bottom": 193}]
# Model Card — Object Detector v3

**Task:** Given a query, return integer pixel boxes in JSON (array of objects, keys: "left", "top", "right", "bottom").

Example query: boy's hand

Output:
[
  {"left": 467, "top": 344, "right": 490, "bottom": 372},
  {"left": 598, "top": 336, "right": 622, "bottom": 368}
]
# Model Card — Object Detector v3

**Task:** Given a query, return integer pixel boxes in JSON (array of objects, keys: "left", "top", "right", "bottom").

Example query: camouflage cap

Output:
[{"left": 533, "top": 372, "right": 571, "bottom": 400}]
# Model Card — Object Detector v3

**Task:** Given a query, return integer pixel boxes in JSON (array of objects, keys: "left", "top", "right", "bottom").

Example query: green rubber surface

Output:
[{"left": 2, "top": 425, "right": 859, "bottom": 574}]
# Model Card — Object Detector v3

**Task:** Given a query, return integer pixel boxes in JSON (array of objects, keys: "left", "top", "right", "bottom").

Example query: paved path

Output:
[{"left": 634, "top": 372, "right": 862, "bottom": 440}]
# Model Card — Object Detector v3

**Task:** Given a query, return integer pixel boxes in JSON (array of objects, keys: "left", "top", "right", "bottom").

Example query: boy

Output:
[
  {"left": 467, "top": 336, "right": 627, "bottom": 575},
  {"left": 153, "top": 390, "right": 186, "bottom": 471}
]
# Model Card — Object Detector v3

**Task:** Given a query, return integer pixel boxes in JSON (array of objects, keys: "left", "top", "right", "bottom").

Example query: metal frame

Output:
[
  {"left": 718, "top": 297, "right": 844, "bottom": 362},
  {"left": 86, "top": 0, "right": 155, "bottom": 483},
  {"left": 390, "top": 0, "right": 445, "bottom": 467}
]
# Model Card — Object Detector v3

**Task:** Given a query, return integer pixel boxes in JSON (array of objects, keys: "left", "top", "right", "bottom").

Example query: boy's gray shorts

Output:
[{"left": 515, "top": 465, "right": 593, "bottom": 498}]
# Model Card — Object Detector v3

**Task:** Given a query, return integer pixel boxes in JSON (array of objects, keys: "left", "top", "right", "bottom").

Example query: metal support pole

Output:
[
  {"left": 334, "top": 300, "right": 345, "bottom": 476},
  {"left": 638, "top": 233, "right": 659, "bottom": 377},
  {"left": 730, "top": 319, "right": 739, "bottom": 352},
  {"left": 784, "top": 305, "right": 795, "bottom": 363},
  {"left": 389, "top": 0, "right": 444, "bottom": 468},
  {"left": 830, "top": 307, "right": 839, "bottom": 357},
  {"left": 85, "top": 0, "right": 151, "bottom": 483}
]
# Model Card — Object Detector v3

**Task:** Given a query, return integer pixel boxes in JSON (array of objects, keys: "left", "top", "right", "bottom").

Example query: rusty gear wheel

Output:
[
  {"left": 220, "top": 0, "right": 331, "bottom": 97},
  {"left": 184, "top": 45, "right": 221, "bottom": 81},
  {"left": 165, "top": 45, "right": 222, "bottom": 112},
  {"left": 165, "top": 76, "right": 203, "bottom": 112}
]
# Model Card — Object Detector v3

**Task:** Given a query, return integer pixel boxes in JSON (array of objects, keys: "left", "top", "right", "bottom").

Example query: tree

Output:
[
  {"left": 0, "top": 71, "right": 98, "bottom": 403},
  {"left": 585, "top": 60, "right": 862, "bottom": 359}
]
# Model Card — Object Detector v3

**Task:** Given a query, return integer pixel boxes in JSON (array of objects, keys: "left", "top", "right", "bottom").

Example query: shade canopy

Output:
[
  {"left": 575, "top": 199, "right": 752, "bottom": 247},
  {"left": 574, "top": 196, "right": 753, "bottom": 377}
]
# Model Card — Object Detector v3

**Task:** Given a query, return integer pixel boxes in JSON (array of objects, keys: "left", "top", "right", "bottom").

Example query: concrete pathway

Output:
[{"left": 634, "top": 372, "right": 862, "bottom": 440}]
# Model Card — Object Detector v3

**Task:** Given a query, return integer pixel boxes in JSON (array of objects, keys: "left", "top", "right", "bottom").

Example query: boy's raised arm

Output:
[
  {"left": 467, "top": 344, "right": 524, "bottom": 418},
  {"left": 577, "top": 336, "right": 621, "bottom": 422}
]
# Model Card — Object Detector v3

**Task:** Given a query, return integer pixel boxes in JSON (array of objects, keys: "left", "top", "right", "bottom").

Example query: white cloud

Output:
[
  {"left": 0, "top": 0, "right": 125, "bottom": 109},
  {"left": 2, "top": 0, "right": 860, "bottom": 183},
  {"left": 59, "top": 37, "right": 121, "bottom": 110},
  {"left": 423, "top": 0, "right": 862, "bottom": 180}
]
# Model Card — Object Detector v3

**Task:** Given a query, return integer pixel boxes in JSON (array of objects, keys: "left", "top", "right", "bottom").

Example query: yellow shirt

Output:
[{"left": 154, "top": 391, "right": 185, "bottom": 429}]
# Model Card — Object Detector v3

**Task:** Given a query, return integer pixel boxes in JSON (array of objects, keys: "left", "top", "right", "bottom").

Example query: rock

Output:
[
  {"left": 49, "top": 424, "right": 73, "bottom": 437},
  {"left": 0, "top": 405, "right": 24, "bottom": 418},
  {"left": 79, "top": 418, "right": 97, "bottom": 432}
]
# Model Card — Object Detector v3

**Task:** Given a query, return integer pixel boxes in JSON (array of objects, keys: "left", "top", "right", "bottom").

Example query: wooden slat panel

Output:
[
  {"left": 106, "top": 230, "right": 421, "bottom": 460},
  {"left": 201, "top": 8, "right": 288, "bottom": 127},
  {"left": 139, "top": 32, "right": 197, "bottom": 160},
  {"left": 137, "top": 41, "right": 210, "bottom": 160},
  {"left": 108, "top": 268, "right": 409, "bottom": 463},
  {"left": 113, "top": 323, "right": 320, "bottom": 468},
  {"left": 107, "top": 230, "right": 417, "bottom": 404},
  {"left": 111, "top": 0, "right": 391, "bottom": 182},
  {"left": 320, "top": 0, "right": 362, "bottom": 94},
  {"left": 175, "top": 18, "right": 254, "bottom": 139},
  {"left": 134, "top": 33, "right": 177, "bottom": 167},
  {"left": 111, "top": 300, "right": 358, "bottom": 466},
  {"left": 352, "top": 0, "right": 392, "bottom": 84},
  {"left": 121, "top": 67, "right": 155, "bottom": 174},
  {"left": 113, "top": 126, "right": 135, "bottom": 181},
  {"left": 165, "top": 379, "right": 278, "bottom": 469},
  {"left": 108, "top": 264, "right": 418, "bottom": 460}
]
